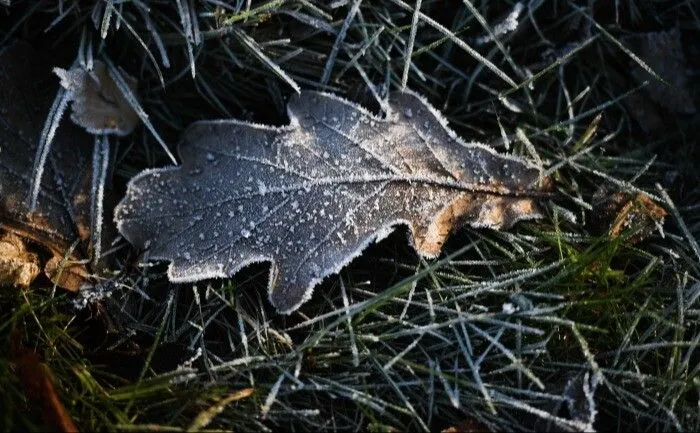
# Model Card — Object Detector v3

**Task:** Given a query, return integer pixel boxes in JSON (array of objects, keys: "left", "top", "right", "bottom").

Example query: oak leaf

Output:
[{"left": 115, "top": 91, "right": 549, "bottom": 313}]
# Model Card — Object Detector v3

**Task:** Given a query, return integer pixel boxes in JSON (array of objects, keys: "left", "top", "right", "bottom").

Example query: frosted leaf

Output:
[
  {"left": 0, "top": 41, "right": 96, "bottom": 291},
  {"left": 115, "top": 90, "right": 550, "bottom": 313},
  {"left": 53, "top": 60, "right": 140, "bottom": 136}
]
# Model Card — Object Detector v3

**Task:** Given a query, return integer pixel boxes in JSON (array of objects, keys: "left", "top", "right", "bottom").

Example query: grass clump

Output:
[{"left": 1, "top": 0, "right": 699, "bottom": 431}]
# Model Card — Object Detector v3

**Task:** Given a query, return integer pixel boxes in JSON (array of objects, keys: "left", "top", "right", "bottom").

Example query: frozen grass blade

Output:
[
  {"left": 400, "top": 0, "right": 421, "bottom": 91},
  {"left": 176, "top": 0, "right": 198, "bottom": 78},
  {"left": 339, "top": 279, "right": 360, "bottom": 367},
  {"left": 320, "top": 0, "right": 362, "bottom": 85},
  {"left": 334, "top": 26, "right": 384, "bottom": 82},
  {"left": 90, "top": 135, "right": 109, "bottom": 268},
  {"left": 261, "top": 373, "right": 285, "bottom": 419},
  {"left": 102, "top": 56, "right": 177, "bottom": 164},
  {"left": 28, "top": 87, "right": 71, "bottom": 211},
  {"left": 111, "top": 6, "right": 166, "bottom": 86},
  {"left": 100, "top": 0, "right": 114, "bottom": 39},
  {"left": 657, "top": 184, "right": 700, "bottom": 264},
  {"left": 231, "top": 28, "right": 301, "bottom": 94}
]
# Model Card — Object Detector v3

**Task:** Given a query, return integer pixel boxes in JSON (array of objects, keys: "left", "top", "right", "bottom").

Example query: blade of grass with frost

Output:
[
  {"left": 231, "top": 28, "right": 300, "bottom": 94},
  {"left": 138, "top": 7, "right": 170, "bottom": 68},
  {"left": 176, "top": 0, "right": 198, "bottom": 78},
  {"left": 44, "top": 2, "right": 77, "bottom": 33},
  {"left": 349, "top": 58, "right": 389, "bottom": 114},
  {"left": 569, "top": 160, "right": 662, "bottom": 202},
  {"left": 339, "top": 278, "right": 360, "bottom": 367},
  {"left": 320, "top": 0, "right": 362, "bottom": 85},
  {"left": 281, "top": 10, "right": 335, "bottom": 33},
  {"left": 657, "top": 185, "right": 700, "bottom": 264},
  {"left": 574, "top": 5, "right": 668, "bottom": 86},
  {"left": 389, "top": 0, "right": 517, "bottom": 88},
  {"left": 111, "top": 6, "right": 166, "bottom": 86},
  {"left": 400, "top": 0, "right": 421, "bottom": 90},
  {"left": 90, "top": 135, "right": 109, "bottom": 268},
  {"left": 474, "top": 2, "right": 524, "bottom": 46},
  {"left": 461, "top": 0, "right": 520, "bottom": 74},
  {"left": 100, "top": 0, "right": 113, "bottom": 39},
  {"left": 261, "top": 373, "right": 284, "bottom": 419},
  {"left": 500, "top": 35, "right": 598, "bottom": 98},
  {"left": 102, "top": 56, "right": 177, "bottom": 164},
  {"left": 28, "top": 87, "right": 71, "bottom": 211},
  {"left": 334, "top": 26, "right": 384, "bottom": 81}
]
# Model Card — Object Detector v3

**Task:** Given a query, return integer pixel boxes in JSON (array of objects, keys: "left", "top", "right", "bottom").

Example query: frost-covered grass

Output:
[{"left": 1, "top": 0, "right": 699, "bottom": 431}]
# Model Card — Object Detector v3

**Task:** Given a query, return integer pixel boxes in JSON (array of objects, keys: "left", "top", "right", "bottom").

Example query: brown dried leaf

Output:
[
  {"left": 54, "top": 60, "right": 140, "bottom": 136},
  {"left": 115, "top": 91, "right": 550, "bottom": 313},
  {"left": 45, "top": 254, "right": 91, "bottom": 292},
  {"left": 0, "top": 41, "right": 95, "bottom": 291},
  {"left": 0, "top": 232, "right": 40, "bottom": 287},
  {"left": 591, "top": 189, "right": 667, "bottom": 243}
]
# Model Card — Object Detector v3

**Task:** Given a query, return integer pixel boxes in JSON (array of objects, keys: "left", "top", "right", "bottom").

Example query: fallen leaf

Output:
[
  {"left": 115, "top": 91, "right": 550, "bottom": 313},
  {"left": 591, "top": 189, "right": 667, "bottom": 244},
  {"left": 10, "top": 329, "right": 79, "bottom": 433},
  {"left": 0, "top": 232, "right": 40, "bottom": 287},
  {"left": 54, "top": 60, "right": 140, "bottom": 136},
  {"left": 0, "top": 40, "right": 95, "bottom": 291}
]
